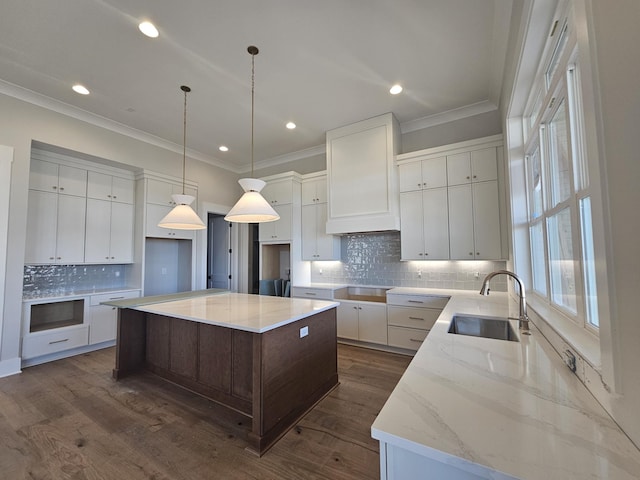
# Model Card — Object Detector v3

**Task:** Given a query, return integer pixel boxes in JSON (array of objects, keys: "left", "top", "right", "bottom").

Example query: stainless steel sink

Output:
[
  {"left": 448, "top": 314, "right": 519, "bottom": 342},
  {"left": 333, "top": 286, "right": 389, "bottom": 303}
]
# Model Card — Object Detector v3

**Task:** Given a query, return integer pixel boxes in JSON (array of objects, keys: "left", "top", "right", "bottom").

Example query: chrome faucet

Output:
[{"left": 479, "top": 270, "right": 530, "bottom": 334}]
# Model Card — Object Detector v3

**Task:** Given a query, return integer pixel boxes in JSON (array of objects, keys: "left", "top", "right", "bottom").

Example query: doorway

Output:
[{"left": 207, "top": 213, "right": 231, "bottom": 289}]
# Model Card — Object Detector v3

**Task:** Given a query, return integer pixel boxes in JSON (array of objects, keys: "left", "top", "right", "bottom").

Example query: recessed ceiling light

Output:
[
  {"left": 72, "top": 84, "right": 90, "bottom": 95},
  {"left": 219, "top": 146, "right": 229, "bottom": 152},
  {"left": 138, "top": 21, "right": 159, "bottom": 38},
  {"left": 389, "top": 84, "right": 403, "bottom": 95},
  {"left": 286, "top": 122, "right": 296, "bottom": 130}
]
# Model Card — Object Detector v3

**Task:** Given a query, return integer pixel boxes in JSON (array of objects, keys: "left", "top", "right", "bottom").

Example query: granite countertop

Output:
[
  {"left": 107, "top": 291, "right": 339, "bottom": 334},
  {"left": 371, "top": 289, "right": 640, "bottom": 479}
]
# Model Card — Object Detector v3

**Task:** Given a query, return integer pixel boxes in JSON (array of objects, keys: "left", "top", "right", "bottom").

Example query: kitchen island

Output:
[{"left": 105, "top": 290, "right": 339, "bottom": 456}]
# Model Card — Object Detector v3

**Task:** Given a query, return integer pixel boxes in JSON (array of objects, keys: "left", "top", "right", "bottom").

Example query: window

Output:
[{"left": 522, "top": 9, "right": 598, "bottom": 334}]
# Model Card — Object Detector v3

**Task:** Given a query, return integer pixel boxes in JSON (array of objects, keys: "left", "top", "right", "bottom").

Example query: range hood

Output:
[{"left": 325, "top": 113, "right": 401, "bottom": 235}]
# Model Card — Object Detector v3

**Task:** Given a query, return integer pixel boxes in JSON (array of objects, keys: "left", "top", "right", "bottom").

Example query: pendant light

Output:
[
  {"left": 224, "top": 46, "right": 280, "bottom": 223},
  {"left": 158, "top": 85, "right": 206, "bottom": 230}
]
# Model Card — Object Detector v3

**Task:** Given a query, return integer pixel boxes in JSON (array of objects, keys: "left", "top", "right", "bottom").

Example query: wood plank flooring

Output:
[{"left": 0, "top": 344, "right": 411, "bottom": 479}]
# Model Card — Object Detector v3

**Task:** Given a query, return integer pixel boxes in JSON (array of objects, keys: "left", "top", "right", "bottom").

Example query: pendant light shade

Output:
[
  {"left": 159, "top": 86, "right": 206, "bottom": 230},
  {"left": 225, "top": 46, "right": 280, "bottom": 224}
]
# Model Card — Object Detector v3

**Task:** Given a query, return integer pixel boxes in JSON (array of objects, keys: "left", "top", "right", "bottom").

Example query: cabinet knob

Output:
[
  {"left": 423, "top": 182, "right": 427, "bottom": 186},
  {"left": 59, "top": 187, "right": 64, "bottom": 191},
  {"left": 353, "top": 306, "right": 357, "bottom": 310},
  {"left": 113, "top": 195, "right": 117, "bottom": 199},
  {"left": 418, "top": 253, "right": 423, "bottom": 256},
  {"left": 424, "top": 252, "right": 429, "bottom": 256},
  {"left": 49, "top": 256, "right": 55, "bottom": 260},
  {"left": 107, "top": 195, "right": 111, "bottom": 198},
  {"left": 52, "top": 186, "right": 57, "bottom": 190},
  {"left": 476, "top": 252, "right": 480, "bottom": 256},
  {"left": 466, "top": 176, "right": 470, "bottom": 180},
  {"left": 105, "top": 256, "right": 109, "bottom": 259},
  {"left": 469, "top": 252, "right": 473, "bottom": 256},
  {"left": 111, "top": 256, "right": 115, "bottom": 259},
  {"left": 473, "top": 175, "right": 477, "bottom": 179},
  {"left": 57, "top": 257, "right": 61, "bottom": 260}
]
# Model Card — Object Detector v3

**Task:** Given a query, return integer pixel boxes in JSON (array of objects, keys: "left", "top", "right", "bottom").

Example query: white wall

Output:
[
  {"left": 586, "top": 0, "right": 640, "bottom": 446},
  {"left": 0, "top": 93, "right": 240, "bottom": 373}
]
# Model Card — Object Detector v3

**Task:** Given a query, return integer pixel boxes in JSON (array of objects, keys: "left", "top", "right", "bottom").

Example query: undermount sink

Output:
[
  {"left": 333, "top": 286, "right": 389, "bottom": 303},
  {"left": 448, "top": 314, "right": 519, "bottom": 342}
]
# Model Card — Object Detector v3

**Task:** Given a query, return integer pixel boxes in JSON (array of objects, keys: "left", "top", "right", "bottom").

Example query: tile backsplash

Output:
[
  {"left": 23, "top": 264, "right": 131, "bottom": 298},
  {"left": 310, "top": 231, "right": 507, "bottom": 291}
]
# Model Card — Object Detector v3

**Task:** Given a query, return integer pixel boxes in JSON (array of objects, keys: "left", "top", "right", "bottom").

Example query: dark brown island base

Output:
[{"left": 105, "top": 290, "right": 339, "bottom": 456}]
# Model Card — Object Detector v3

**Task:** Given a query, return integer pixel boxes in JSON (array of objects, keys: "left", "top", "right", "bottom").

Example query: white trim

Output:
[
  {"left": 396, "top": 134, "right": 504, "bottom": 163},
  {"left": 250, "top": 144, "right": 327, "bottom": 173},
  {"left": 0, "top": 357, "right": 22, "bottom": 378},
  {"left": 0, "top": 79, "right": 236, "bottom": 172},
  {"left": 0, "top": 145, "right": 13, "bottom": 366},
  {"left": 400, "top": 101, "right": 498, "bottom": 134}
]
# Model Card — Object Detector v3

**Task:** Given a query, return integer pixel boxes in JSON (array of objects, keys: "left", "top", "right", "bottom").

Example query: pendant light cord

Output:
[
  {"left": 180, "top": 85, "right": 191, "bottom": 195},
  {"left": 250, "top": 48, "right": 256, "bottom": 178}
]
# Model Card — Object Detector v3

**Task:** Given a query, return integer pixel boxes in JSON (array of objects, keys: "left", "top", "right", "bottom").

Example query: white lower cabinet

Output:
[
  {"left": 386, "top": 293, "right": 448, "bottom": 351},
  {"left": 337, "top": 301, "right": 387, "bottom": 345},
  {"left": 89, "top": 290, "right": 140, "bottom": 344},
  {"left": 22, "top": 325, "right": 89, "bottom": 359}
]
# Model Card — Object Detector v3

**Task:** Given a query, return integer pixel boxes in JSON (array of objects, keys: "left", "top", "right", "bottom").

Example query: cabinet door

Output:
[
  {"left": 446, "top": 152, "right": 471, "bottom": 186},
  {"left": 400, "top": 191, "right": 425, "bottom": 260},
  {"left": 301, "top": 204, "right": 317, "bottom": 259},
  {"left": 146, "top": 203, "right": 173, "bottom": 238},
  {"left": 258, "top": 218, "right": 275, "bottom": 242},
  {"left": 58, "top": 165, "right": 87, "bottom": 197},
  {"left": 147, "top": 179, "right": 174, "bottom": 206},
  {"left": 85, "top": 199, "right": 112, "bottom": 263},
  {"left": 273, "top": 204, "right": 292, "bottom": 241},
  {"left": 29, "top": 159, "right": 59, "bottom": 192},
  {"left": 262, "top": 179, "right": 292, "bottom": 205},
  {"left": 448, "top": 184, "right": 475, "bottom": 260},
  {"left": 25, "top": 190, "right": 57, "bottom": 263},
  {"left": 472, "top": 181, "right": 501, "bottom": 259},
  {"left": 110, "top": 202, "right": 134, "bottom": 262},
  {"left": 89, "top": 304, "right": 117, "bottom": 344},
  {"left": 398, "top": 162, "right": 423, "bottom": 193},
  {"left": 422, "top": 187, "right": 450, "bottom": 260},
  {"left": 337, "top": 302, "right": 359, "bottom": 340},
  {"left": 358, "top": 304, "right": 387, "bottom": 344},
  {"left": 56, "top": 194, "right": 86, "bottom": 263},
  {"left": 471, "top": 147, "right": 498, "bottom": 182},
  {"left": 87, "top": 171, "right": 112, "bottom": 200},
  {"left": 302, "top": 177, "right": 327, "bottom": 205},
  {"left": 421, "top": 157, "right": 448, "bottom": 189},
  {"left": 111, "top": 176, "right": 135, "bottom": 204},
  {"left": 314, "top": 203, "right": 340, "bottom": 260}
]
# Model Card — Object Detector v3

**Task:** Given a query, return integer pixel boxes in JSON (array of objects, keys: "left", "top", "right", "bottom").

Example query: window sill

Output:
[{"left": 527, "top": 295, "right": 601, "bottom": 371}]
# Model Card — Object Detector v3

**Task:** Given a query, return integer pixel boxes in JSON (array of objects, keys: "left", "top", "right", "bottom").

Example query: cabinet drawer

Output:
[
  {"left": 387, "top": 305, "right": 440, "bottom": 330},
  {"left": 291, "top": 287, "right": 334, "bottom": 301},
  {"left": 387, "top": 326, "right": 428, "bottom": 351},
  {"left": 22, "top": 325, "right": 89, "bottom": 359},
  {"left": 386, "top": 294, "right": 449, "bottom": 309},
  {"left": 90, "top": 290, "right": 140, "bottom": 306}
]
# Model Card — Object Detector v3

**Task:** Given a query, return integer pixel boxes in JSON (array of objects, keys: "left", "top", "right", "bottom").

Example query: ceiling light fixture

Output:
[
  {"left": 225, "top": 46, "right": 280, "bottom": 224},
  {"left": 72, "top": 84, "right": 90, "bottom": 95},
  {"left": 286, "top": 122, "right": 296, "bottom": 130},
  {"left": 138, "top": 21, "right": 159, "bottom": 38},
  {"left": 389, "top": 84, "right": 403, "bottom": 95},
  {"left": 219, "top": 145, "right": 229, "bottom": 152},
  {"left": 158, "top": 85, "right": 206, "bottom": 230}
]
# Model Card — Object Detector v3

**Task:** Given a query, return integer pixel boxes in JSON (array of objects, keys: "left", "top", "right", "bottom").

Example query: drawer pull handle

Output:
[
  {"left": 49, "top": 338, "right": 69, "bottom": 345},
  {"left": 408, "top": 300, "right": 424, "bottom": 304},
  {"left": 408, "top": 317, "right": 424, "bottom": 321},
  {"left": 305, "top": 292, "right": 316, "bottom": 296},
  {"left": 409, "top": 338, "right": 423, "bottom": 343},
  {"left": 109, "top": 296, "right": 125, "bottom": 300}
]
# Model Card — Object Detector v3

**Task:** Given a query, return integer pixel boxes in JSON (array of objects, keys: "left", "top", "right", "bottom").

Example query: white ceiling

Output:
[{"left": 0, "top": 0, "right": 513, "bottom": 173}]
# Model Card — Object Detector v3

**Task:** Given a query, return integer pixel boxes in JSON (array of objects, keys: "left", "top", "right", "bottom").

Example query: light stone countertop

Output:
[
  {"left": 119, "top": 292, "right": 339, "bottom": 334},
  {"left": 372, "top": 288, "right": 640, "bottom": 479}
]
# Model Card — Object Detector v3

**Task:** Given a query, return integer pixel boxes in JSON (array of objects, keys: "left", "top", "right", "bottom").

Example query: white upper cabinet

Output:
[
  {"left": 399, "top": 156, "right": 447, "bottom": 192},
  {"left": 301, "top": 177, "right": 327, "bottom": 205},
  {"left": 397, "top": 135, "right": 505, "bottom": 261},
  {"left": 145, "top": 177, "right": 198, "bottom": 240},
  {"left": 262, "top": 179, "right": 293, "bottom": 206},
  {"left": 326, "top": 113, "right": 401, "bottom": 234},
  {"left": 30, "top": 159, "right": 87, "bottom": 197},
  {"left": 147, "top": 178, "right": 197, "bottom": 207},
  {"left": 258, "top": 204, "right": 292, "bottom": 242},
  {"left": 85, "top": 199, "right": 134, "bottom": 263},
  {"left": 446, "top": 147, "right": 498, "bottom": 186},
  {"left": 301, "top": 203, "right": 340, "bottom": 261},
  {"left": 87, "top": 172, "right": 134, "bottom": 204}
]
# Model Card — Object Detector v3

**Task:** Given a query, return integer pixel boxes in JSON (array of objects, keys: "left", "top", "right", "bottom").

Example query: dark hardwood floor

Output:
[{"left": 0, "top": 344, "right": 411, "bottom": 479}]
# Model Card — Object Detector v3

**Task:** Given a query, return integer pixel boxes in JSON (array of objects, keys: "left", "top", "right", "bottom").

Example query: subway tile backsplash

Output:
[
  {"left": 310, "top": 231, "right": 507, "bottom": 291},
  {"left": 23, "top": 264, "right": 130, "bottom": 298}
]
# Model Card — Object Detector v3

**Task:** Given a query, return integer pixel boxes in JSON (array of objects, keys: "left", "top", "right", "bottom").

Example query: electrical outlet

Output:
[
  {"left": 300, "top": 326, "right": 309, "bottom": 338},
  {"left": 161, "top": 267, "right": 167, "bottom": 275},
  {"left": 474, "top": 272, "right": 480, "bottom": 279},
  {"left": 319, "top": 268, "right": 323, "bottom": 275},
  {"left": 563, "top": 349, "right": 577, "bottom": 373},
  {"left": 418, "top": 271, "right": 422, "bottom": 279}
]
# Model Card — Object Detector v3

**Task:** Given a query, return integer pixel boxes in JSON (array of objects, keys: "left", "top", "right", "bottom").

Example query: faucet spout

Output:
[{"left": 479, "top": 270, "right": 530, "bottom": 333}]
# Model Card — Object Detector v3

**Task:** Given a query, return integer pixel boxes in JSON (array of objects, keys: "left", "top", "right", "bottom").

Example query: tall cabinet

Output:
[
  {"left": 301, "top": 172, "right": 340, "bottom": 261},
  {"left": 396, "top": 135, "right": 506, "bottom": 261}
]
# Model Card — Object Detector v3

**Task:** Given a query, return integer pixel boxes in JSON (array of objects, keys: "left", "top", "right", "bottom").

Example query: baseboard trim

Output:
[{"left": 0, "top": 357, "right": 22, "bottom": 378}]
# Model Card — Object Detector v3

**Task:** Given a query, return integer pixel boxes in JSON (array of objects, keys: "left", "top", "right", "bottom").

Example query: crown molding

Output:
[
  {"left": 0, "top": 79, "right": 241, "bottom": 173},
  {"left": 400, "top": 100, "right": 498, "bottom": 134},
  {"left": 245, "top": 143, "right": 327, "bottom": 174}
]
